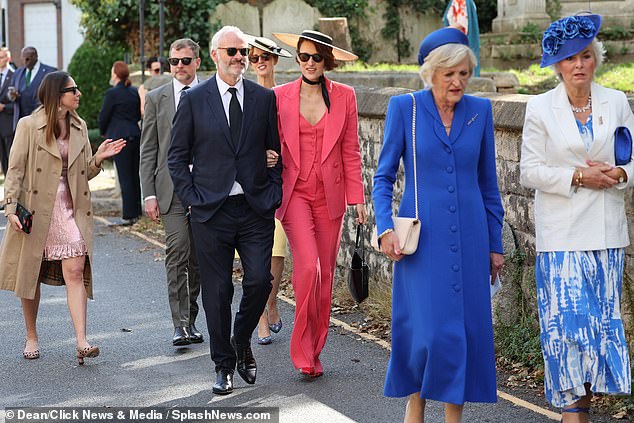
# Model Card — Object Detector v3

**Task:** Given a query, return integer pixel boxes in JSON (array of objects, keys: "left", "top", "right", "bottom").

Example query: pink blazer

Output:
[{"left": 274, "top": 77, "right": 365, "bottom": 220}]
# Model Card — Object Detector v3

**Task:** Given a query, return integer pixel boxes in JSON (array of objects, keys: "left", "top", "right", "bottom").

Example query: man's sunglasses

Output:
[
  {"left": 217, "top": 47, "right": 249, "bottom": 57},
  {"left": 297, "top": 53, "right": 324, "bottom": 63},
  {"left": 60, "top": 86, "right": 79, "bottom": 95},
  {"left": 248, "top": 53, "right": 272, "bottom": 64},
  {"left": 168, "top": 57, "right": 194, "bottom": 66}
]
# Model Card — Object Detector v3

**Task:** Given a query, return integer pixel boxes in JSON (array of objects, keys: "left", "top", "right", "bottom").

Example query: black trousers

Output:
[
  {"left": 0, "top": 133, "right": 13, "bottom": 176},
  {"left": 191, "top": 195, "right": 274, "bottom": 372},
  {"left": 113, "top": 135, "right": 142, "bottom": 219}
]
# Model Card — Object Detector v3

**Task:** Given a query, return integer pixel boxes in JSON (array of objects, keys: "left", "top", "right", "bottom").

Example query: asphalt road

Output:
[{"left": 0, "top": 216, "right": 558, "bottom": 423}]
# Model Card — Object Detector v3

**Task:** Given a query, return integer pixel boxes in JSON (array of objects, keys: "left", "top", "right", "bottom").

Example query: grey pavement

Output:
[{"left": 0, "top": 216, "right": 556, "bottom": 423}]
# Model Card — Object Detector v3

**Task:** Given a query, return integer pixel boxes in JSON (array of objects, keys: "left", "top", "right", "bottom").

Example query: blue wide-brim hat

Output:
[
  {"left": 540, "top": 14, "right": 602, "bottom": 67},
  {"left": 418, "top": 27, "right": 469, "bottom": 66}
]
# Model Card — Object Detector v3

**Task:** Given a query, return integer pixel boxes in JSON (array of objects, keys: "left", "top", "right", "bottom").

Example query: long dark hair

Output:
[{"left": 38, "top": 71, "right": 72, "bottom": 145}]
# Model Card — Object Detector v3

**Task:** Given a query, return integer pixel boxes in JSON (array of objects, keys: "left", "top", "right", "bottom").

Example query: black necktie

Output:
[{"left": 228, "top": 87, "right": 242, "bottom": 146}]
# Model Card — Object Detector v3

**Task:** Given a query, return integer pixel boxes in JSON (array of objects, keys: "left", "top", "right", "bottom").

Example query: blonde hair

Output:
[{"left": 420, "top": 43, "right": 476, "bottom": 87}]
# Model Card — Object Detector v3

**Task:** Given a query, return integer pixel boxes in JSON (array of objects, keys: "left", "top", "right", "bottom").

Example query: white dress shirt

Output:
[
  {"left": 215, "top": 75, "right": 244, "bottom": 195},
  {"left": 173, "top": 76, "right": 199, "bottom": 110},
  {"left": 26, "top": 61, "right": 40, "bottom": 84}
]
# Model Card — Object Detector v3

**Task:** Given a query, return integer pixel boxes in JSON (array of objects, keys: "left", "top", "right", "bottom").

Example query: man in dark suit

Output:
[
  {"left": 12, "top": 46, "right": 56, "bottom": 130},
  {"left": 168, "top": 26, "right": 282, "bottom": 395},
  {"left": 140, "top": 38, "right": 203, "bottom": 347},
  {"left": 0, "top": 47, "right": 15, "bottom": 175}
]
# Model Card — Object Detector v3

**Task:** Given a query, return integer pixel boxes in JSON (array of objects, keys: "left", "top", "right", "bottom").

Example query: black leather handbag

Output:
[
  {"left": 348, "top": 224, "right": 370, "bottom": 303},
  {"left": 16, "top": 202, "right": 33, "bottom": 234}
]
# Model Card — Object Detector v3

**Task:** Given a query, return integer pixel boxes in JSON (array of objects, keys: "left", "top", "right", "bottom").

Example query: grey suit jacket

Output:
[{"left": 140, "top": 80, "right": 177, "bottom": 213}]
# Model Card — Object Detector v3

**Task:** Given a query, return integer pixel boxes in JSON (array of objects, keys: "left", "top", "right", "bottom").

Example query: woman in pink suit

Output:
[{"left": 273, "top": 30, "right": 367, "bottom": 377}]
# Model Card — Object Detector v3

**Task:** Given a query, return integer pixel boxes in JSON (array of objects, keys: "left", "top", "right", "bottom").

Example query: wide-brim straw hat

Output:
[
  {"left": 273, "top": 30, "right": 358, "bottom": 61},
  {"left": 247, "top": 35, "right": 292, "bottom": 58}
]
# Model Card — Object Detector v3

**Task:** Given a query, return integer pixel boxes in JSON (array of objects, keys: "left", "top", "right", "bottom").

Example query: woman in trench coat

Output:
[{"left": 0, "top": 71, "right": 125, "bottom": 363}]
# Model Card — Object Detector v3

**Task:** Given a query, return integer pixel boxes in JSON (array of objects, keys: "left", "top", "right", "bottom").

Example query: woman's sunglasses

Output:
[
  {"left": 248, "top": 53, "right": 272, "bottom": 64},
  {"left": 297, "top": 53, "right": 323, "bottom": 63},
  {"left": 217, "top": 47, "right": 250, "bottom": 57},
  {"left": 168, "top": 57, "right": 194, "bottom": 66},
  {"left": 60, "top": 86, "right": 79, "bottom": 95}
]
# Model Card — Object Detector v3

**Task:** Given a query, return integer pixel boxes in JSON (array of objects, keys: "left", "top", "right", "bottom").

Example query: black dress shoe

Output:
[
  {"left": 212, "top": 368, "right": 234, "bottom": 395},
  {"left": 188, "top": 324, "right": 204, "bottom": 343},
  {"left": 172, "top": 326, "right": 191, "bottom": 346},
  {"left": 231, "top": 336, "right": 257, "bottom": 384}
]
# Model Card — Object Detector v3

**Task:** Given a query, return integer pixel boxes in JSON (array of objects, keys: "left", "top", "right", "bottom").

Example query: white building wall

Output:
[{"left": 61, "top": 0, "right": 83, "bottom": 69}]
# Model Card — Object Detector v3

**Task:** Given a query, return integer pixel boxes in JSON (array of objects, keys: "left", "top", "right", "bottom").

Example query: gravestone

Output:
[
  {"left": 319, "top": 17, "right": 352, "bottom": 53},
  {"left": 492, "top": 0, "right": 550, "bottom": 32},
  {"left": 210, "top": 2, "right": 260, "bottom": 41}
]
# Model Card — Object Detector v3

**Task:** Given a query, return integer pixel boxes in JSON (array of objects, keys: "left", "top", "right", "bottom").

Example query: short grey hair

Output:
[
  {"left": 170, "top": 38, "right": 200, "bottom": 57},
  {"left": 551, "top": 37, "right": 605, "bottom": 80},
  {"left": 419, "top": 43, "right": 476, "bottom": 87},
  {"left": 211, "top": 26, "right": 246, "bottom": 51}
]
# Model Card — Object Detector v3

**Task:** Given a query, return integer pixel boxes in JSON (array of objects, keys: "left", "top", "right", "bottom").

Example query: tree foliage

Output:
[
  {"left": 67, "top": 41, "right": 125, "bottom": 129},
  {"left": 69, "top": 0, "right": 217, "bottom": 67}
]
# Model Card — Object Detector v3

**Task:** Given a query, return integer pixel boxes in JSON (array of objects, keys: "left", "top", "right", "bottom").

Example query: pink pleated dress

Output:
[{"left": 43, "top": 137, "right": 87, "bottom": 260}]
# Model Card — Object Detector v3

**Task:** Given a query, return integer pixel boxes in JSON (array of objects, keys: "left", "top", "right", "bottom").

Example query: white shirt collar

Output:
[
  {"left": 28, "top": 61, "right": 40, "bottom": 76},
  {"left": 172, "top": 75, "right": 199, "bottom": 93},
  {"left": 215, "top": 74, "right": 243, "bottom": 96}
]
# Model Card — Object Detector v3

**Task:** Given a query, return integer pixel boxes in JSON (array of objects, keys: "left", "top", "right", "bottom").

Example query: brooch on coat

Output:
[{"left": 467, "top": 113, "right": 478, "bottom": 126}]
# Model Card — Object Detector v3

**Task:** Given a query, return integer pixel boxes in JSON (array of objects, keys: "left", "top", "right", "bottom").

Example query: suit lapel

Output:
[
  {"left": 33, "top": 113, "right": 61, "bottom": 159},
  {"left": 588, "top": 82, "right": 610, "bottom": 157},
  {"left": 321, "top": 79, "right": 346, "bottom": 162},
  {"left": 552, "top": 83, "right": 588, "bottom": 162},
  {"left": 0, "top": 69, "right": 12, "bottom": 93},
  {"left": 421, "top": 90, "right": 452, "bottom": 148},
  {"left": 280, "top": 79, "right": 302, "bottom": 168},
  {"left": 206, "top": 75, "right": 234, "bottom": 153},
  {"left": 239, "top": 80, "right": 257, "bottom": 152}
]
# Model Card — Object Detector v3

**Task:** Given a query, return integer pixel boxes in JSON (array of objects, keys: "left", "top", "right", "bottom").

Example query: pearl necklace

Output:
[{"left": 571, "top": 95, "right": 592, "bottom": 113}]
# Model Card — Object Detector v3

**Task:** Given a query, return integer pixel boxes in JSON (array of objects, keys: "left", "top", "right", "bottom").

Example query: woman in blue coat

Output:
[{"left": 373, "top": 28, "right": 504, "bottom": 422}]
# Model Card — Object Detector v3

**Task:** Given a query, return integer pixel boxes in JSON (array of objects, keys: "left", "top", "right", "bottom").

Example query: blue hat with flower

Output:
[
  {"left": 540, "top": 14, "right": 602, "bottom": 67},
  {"left": 418, "top": 27, "right": 469, "bottom": 66}
]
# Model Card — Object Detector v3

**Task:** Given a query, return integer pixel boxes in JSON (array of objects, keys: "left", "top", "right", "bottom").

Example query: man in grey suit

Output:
[
  {"left": 0, "top": 47, "right": 15, "bottom": 175},
  {"left": 140, "top": 38, "right": 203, "bottom": 346}
]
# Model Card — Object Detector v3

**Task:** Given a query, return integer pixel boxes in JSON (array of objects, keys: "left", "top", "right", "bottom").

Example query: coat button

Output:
[
  {"left": 446, "top": 166, "right": 453, "bottom": 173},
  {"left": 33, "top": 190, "right": 38, "bottom": 194},
  {"left": 450, "top": 245, "right": 458, "bottom": 252},
  {"left": 447, "top": 185, "right": 455, "bottom": 193},
  {"left": 87, "top": 211, "right": 91, "bottom": 216},
  {"left": 36, "top": 168, "right": 42, "bottom": 172},
  {"left": 445, "top": 147, "right": 452, "bottom": 154},
  {"left": 334, "top": 162, "right": 339, "bottom": 168},
  {"left": 450, "top": 225, "right": 457, "bottom": 232},
  {"left": 453, "top": 284, "right": 461, "bottom": 292},
  {"left": 37, "top": 146, "right": 42, "bottom": 151},
  {"left": 84, "top": 191, "right": 88, "bottom": 196},
  {"left": 452, "top": 265, "right": 459, "bottom": 272},
  {"left": 81, "top": 170, "right": 85, "bottom": 175},
  {"left": 449, "top": 205, "right": 456, "bottom": 212}
]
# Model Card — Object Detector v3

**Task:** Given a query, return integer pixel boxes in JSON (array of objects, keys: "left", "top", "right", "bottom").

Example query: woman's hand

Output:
[
  {"left": 490, "top": 252, "right": 504, "bottom": 284},
  {"left": 580, "top": 161, "right": 619, "bottom": 189},
  {"left": 266, "top": 150, "right": 279, "bottom": 168},
  {"left": 355, "top": 204, "right": 367, "bottom": 224},
  {"left": 95, "top": 138, "right": 126, "bottom": 167},
  {"left": 7, "top": 214, "right": 23, "bottom": 232},
  {"left": 380, "top": 232, "right": 404, "bottom": 262}
]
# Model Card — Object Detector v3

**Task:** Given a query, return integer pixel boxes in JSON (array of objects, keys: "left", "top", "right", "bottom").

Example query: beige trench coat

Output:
[{"left": 0, "top": 108, "right": 101, "bottom": 299}]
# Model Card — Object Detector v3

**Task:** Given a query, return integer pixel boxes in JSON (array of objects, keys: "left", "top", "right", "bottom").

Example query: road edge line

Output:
[{"left": 101, "top": 215, "right": 560, "bottom": 421}]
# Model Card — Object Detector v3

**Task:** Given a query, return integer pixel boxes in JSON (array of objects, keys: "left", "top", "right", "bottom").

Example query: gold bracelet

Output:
[
  {"left": 574, "top": 169, "right": 583, "bottom": 193},
  {"left": 378, "top": 228, "right": 394, "bottom": 240}
]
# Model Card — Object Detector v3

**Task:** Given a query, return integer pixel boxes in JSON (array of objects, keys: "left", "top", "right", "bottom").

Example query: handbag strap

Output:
[
  {"left": 408, "top": 93, "right": 419, "bottom": 220},
  {"left": 355, "top": 224, "right": 365, "bottom": 256}
]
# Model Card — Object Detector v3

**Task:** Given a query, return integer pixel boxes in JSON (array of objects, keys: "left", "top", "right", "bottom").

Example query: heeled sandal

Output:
[
  {"left": 23, "top": 339, "right": 40, "bottom": 360},
  {"left": 560, "top": 407, "right": 589, "bottom": 422},
  {"left": 76, "top": 345, "right": 100, "bottom": 365}
]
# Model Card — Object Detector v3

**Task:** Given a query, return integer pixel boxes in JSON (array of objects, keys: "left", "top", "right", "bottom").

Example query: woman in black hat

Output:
[
  {"left": 273, "top": 30, "right": 367, "bottom": 377},
  {"left": 520, "top": 13, "right": 634, "bottom": 421}
]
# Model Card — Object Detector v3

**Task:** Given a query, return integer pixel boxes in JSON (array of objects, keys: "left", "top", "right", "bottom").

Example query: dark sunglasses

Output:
[
  {"left": 297, "top": 52, "right": 323, "bottom": 63},
  {"left": 248, "top": 53, "right": 272, "bottom": 64},
  {"left": 151, "top": 67, "right": 161, "bottom": 74},
  {"left": 60, "top": 86, "right": 79, "bottom": 95},
  {"left": 217, "top": 47, "right": 249, "bottom": 57},
  {"left": 168, "top": 57, "right": 194, "bottom": 66}
]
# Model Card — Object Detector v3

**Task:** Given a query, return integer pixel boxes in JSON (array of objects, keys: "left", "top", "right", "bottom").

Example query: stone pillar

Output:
[
  {"left": 492, "top": 0, "right": 551, "bottom": 32},
  {"left": 319, "top": 17, "right": 352, "bottom": 52}
]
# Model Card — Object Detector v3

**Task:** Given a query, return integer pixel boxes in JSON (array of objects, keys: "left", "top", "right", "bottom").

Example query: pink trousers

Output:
[{"left": 282, "top": 174, "right": 343, "bottom": 373}]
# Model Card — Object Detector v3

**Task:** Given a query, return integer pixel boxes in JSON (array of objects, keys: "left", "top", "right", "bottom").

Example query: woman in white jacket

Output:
[{"left": 520, "top": 13, "right": 634, "bottom": 422}]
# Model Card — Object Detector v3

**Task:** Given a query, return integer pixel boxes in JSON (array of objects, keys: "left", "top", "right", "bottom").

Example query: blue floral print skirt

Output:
[{"left": 536, "top": 249, "right": 631, "bottom": 407}]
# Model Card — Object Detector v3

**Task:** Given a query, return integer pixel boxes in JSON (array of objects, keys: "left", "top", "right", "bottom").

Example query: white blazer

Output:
[{"left": 520, "top": 82, "right": 634, "bottom": 252}]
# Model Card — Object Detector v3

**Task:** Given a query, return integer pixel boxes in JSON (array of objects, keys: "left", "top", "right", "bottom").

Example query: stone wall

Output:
[{"left": 335, "top": 88, "right": 634, "bottom": 331}]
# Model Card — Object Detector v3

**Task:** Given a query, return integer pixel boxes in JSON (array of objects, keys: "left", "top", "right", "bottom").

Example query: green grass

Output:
[{"left": 336, "top": 62, "right": 420, "bottom": 73}]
